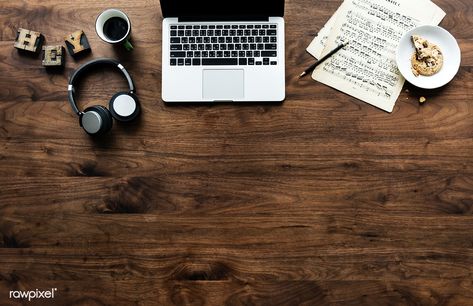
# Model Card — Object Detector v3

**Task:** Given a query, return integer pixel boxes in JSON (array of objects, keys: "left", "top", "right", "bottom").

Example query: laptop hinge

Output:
[{"left": 179, "top": 15, "right": 269, "bottom": 22}]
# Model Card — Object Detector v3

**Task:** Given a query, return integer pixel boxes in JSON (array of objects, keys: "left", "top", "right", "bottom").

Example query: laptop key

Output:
[
  {"left": 178, "top": 59, "right": 184, "bottom": 65},
  {"left": 170, "top": 38, "right": 180, "bottom": 43},
  {"left": 170, "top": 44, "right": 182, "bottom": 50},
  {"left": 170, "top": 30, "right": 177, "bottom": 36},
  {"left": 265, "top": 44, "right": 277, "bottom": 50},
  {"left": 261, "top": 51, "right": 277, "bottom": 57},
  {"left": 185, "top": 58, "right": 191, "bottom": 66},
  {"left": 239, "top": 58, "right": 247, "bottom": 65},
  {"left": 202, "top": 58, "right": 238, "bottom": 65},
  {"left": 267, "top": 30, "right": 277, "bottom": 35},
  {"left": 248, "top": 58, "right": 255, "bottom": 65},
  {"left": 193, "top": 58, "right": 201, "bottom": 66},
  {"left": 170, "top": 59, "right": 177, "bottom": 65},
  {"left": 171, "top": 51, "right": 186, "bottom": 58},
  {"left": 270, "top": 61, "right": 277, "bottom": 65}
]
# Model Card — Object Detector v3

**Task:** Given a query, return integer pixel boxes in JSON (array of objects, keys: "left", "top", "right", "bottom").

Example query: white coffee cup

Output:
[{"left": 96, "top": 9, "right": 133, "bottom": 51}]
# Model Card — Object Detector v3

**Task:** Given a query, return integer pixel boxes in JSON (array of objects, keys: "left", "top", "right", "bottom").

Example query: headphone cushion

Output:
[
  {"left": 80, "top": 105, "right": 113, "bottom": 135},
  {"left": 109, "top": 92, "right": 140, "bottom": 122}
]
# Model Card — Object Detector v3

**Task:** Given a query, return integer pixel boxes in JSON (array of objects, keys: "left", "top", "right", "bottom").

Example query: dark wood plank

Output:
[{"left": 1, "top": 0, "right": 473, "bottom": 305}]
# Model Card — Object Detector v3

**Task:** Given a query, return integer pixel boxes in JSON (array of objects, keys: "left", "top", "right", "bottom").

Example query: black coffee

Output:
[{"left": 103, "top": 17, "right": 128, "bottom": 41}]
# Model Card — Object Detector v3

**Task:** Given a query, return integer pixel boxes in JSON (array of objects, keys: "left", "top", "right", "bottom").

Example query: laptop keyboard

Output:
[{"left": 169, "top": 24, "right": 278, "bottom": 66}]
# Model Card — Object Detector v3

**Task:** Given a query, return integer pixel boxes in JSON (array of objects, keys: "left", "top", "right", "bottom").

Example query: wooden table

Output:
[{"left": 1, "top": 0, "right": 472, "bottom": 305}]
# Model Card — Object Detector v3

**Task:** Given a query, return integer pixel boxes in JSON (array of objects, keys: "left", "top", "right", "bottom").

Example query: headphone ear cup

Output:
[
  {"left": 109, "top": 92, "right": 140, "bottom": 122},
  {"left": 80, "top": 105, "right": 113, "bottom": 136}
]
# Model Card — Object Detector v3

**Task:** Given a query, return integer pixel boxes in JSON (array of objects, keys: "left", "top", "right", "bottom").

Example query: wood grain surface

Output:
[{"left": 1, "top": 0, "right": 473, "bottom": 305}]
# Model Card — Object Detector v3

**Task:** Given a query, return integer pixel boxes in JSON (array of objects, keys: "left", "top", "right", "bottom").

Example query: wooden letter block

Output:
[
  {"left": 14, "top": 28, "right": 44, "bottom": 53},
  {"left": 42, "top": 45, "right": 64, "bottom": 67},
  {"left": 64, "top": 30, "right": 91, "bottom": 56}
]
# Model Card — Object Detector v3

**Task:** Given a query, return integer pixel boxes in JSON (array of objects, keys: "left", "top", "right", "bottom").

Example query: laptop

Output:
[{"left": 160, "top": 0, "right": 285, "bottom": 102}]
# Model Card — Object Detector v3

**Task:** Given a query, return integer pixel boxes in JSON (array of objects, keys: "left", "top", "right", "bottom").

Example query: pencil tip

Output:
[{"left": 299, "top": 72, "right": 306, "bottom": 78}]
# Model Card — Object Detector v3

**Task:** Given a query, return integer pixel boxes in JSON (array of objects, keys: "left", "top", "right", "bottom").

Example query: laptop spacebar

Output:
[{"left": 202, "top": 58, "right": 238, "bottom": 66}]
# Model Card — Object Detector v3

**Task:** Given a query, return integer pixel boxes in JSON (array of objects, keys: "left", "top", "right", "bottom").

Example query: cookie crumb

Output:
[{"left": 419, "top": 96, "right": 426, "bottom": 104}]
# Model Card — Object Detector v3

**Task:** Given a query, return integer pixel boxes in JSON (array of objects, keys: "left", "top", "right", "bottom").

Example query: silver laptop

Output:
[{"left": 160, "top": 0, "right": 285, "bottom": 102}]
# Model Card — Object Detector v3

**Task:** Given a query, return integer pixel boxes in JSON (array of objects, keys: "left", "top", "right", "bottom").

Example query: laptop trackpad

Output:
[{"left": 203, "top": 69, "right": 244, "bottom": 101}]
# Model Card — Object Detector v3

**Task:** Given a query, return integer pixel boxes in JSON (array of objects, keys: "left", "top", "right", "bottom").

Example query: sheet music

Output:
[
  {"left": 310, "top": 0, "right": 445, "bottom": 112},
  {"left": 308, "top": 0, "right": 436, "bottom": 60},
  {"left": 306, "top": 6, "right": 341, "bottom": 60}
]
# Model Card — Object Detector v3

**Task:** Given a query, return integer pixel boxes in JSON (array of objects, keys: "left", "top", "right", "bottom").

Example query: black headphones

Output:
[{"left": 68, "top": 58, "right": 140, "bottom": 136}]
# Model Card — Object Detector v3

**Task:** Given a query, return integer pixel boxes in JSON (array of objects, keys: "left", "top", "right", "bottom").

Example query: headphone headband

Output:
[{"left": 68, "top": 58, "right": 135, "bottom": 115}]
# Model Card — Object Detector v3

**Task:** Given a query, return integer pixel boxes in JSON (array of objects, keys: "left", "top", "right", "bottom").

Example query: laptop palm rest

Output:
[{"left": 202, "top": 69, "right": 244, "bottom": 101}]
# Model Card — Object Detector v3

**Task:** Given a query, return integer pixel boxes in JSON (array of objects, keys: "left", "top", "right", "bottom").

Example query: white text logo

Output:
[{"left": 9, "top": 288, "right": 57, "bottom": 302}]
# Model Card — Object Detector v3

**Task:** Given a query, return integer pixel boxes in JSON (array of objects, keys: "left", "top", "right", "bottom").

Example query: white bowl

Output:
[{"left": 396, "top": 25, "right": 461, "bottom": 89}]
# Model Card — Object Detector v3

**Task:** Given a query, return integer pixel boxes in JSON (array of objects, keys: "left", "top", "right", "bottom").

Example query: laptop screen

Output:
[{"left": 160, "top": 0, "right": 285, "bottom": 19}]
